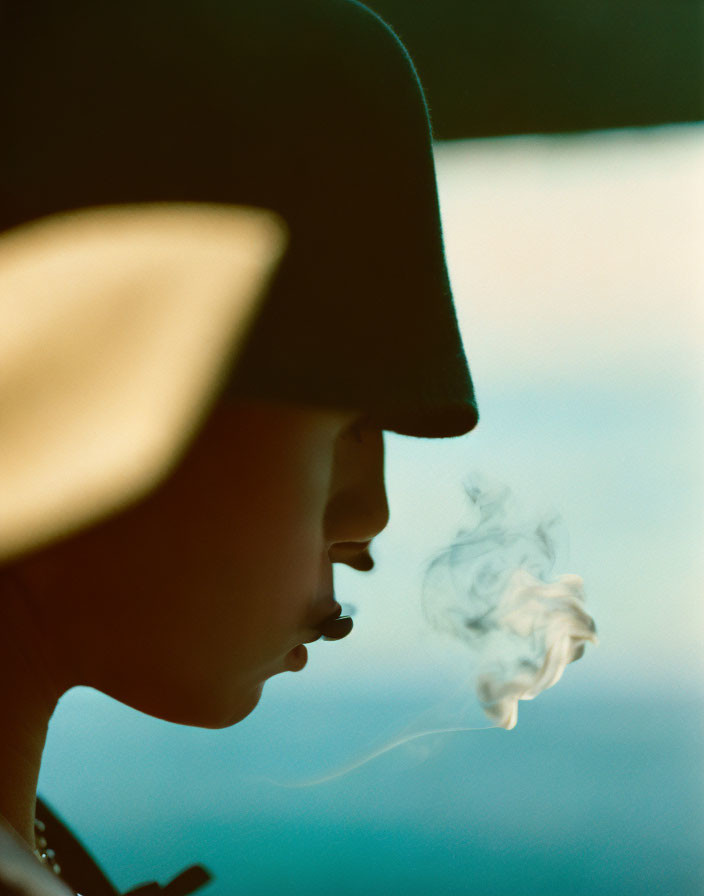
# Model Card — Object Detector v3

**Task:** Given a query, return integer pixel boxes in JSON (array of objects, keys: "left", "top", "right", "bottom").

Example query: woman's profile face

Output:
[{"left": 16, "top": 399, "right": 389, "bottom": 728}]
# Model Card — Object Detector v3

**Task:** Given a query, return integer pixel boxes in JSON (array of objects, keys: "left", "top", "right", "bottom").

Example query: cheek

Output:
[
  {"left": 39, "top": 405, "right": 337, "bottom": 726},
  {"left": 222, "top": 457, "right": 327, "bottom": 635},
  {"left": 152, "top": 423, "right": 332, "bottom": 677},
  {"left": 146, "top": 448, "right": 332, "bottom": 726}
]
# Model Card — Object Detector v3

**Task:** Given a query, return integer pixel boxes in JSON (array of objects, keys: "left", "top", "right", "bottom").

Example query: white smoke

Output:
[
  {"left": 259, "top": 473, "right": 598, "bottom": 788},
  {"left": 421, "top": 475, "right": 598, "bottom": 729}
]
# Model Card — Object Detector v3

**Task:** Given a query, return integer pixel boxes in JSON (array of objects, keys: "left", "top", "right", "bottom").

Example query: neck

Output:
[{"left": 0, "top": 569, "right": 64, "bottom": 851}]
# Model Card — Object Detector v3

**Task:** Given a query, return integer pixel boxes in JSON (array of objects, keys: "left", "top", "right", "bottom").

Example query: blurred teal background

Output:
[{"left": 38, "top": 122, "right": 704, "bottom": 894}]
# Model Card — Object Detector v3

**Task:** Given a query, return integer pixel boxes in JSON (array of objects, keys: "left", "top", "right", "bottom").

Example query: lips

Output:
[
  {"left": 317, "top": 614, "right": 353, "bottom": 640},
  {"left": 308, "top": 600, "right": 354, "bottom": 642}
]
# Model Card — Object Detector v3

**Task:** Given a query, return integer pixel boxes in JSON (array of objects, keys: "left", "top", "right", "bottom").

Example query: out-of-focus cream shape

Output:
[{"left": 0, "top": 203, "right": 287, "bottom": 565}]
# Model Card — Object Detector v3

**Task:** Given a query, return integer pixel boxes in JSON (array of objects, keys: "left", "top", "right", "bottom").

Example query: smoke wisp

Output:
[
  {"left": 422, "top": 475, "right": 598, "bottom": 729},
  {"left": 259, "top": 473, "right": 598, "bottom": 788}
]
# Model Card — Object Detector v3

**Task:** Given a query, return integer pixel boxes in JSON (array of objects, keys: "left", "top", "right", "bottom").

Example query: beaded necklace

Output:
[{"left": 33, "top": 817, "right": 62, "bottom": 877}]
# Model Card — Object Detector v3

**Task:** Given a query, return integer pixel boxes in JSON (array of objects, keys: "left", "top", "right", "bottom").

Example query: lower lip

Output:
[{"left": 286, "top": 644, "right": 308, "bottom": 672}]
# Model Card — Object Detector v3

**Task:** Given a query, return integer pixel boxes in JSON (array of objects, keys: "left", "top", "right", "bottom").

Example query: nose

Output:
[
  {"left": 324, "top": 426, "right": 390, "bottom": 570},
  {"left": 329, "top": 540, "right": 375, "bottom": 571}
]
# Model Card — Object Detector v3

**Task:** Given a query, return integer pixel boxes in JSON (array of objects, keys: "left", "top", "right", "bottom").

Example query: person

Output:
[{"left": 0, "top": 1, "right": 479, "bottom": 894}]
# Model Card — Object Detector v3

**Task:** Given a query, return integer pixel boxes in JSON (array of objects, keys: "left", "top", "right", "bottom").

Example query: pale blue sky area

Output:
[{"left": 327, "top": 123, "right": 704, "bottom": 695}]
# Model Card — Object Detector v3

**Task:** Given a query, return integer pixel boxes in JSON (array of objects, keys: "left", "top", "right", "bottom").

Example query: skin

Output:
[{"left": 0, "top": 397, "right": 389, "bottom": 851}]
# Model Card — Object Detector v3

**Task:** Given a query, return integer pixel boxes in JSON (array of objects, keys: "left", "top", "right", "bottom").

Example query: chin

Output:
[
  {"left": 193, "top": 681, "right": 266, "bottom": 730},
  {"left": 123, "top": 679, "right": 267, "bottom": 730}
]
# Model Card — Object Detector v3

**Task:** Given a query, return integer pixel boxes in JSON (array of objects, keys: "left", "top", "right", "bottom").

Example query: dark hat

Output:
[{"left": 1, "top": 0, "right": 478, "bottom": 439}]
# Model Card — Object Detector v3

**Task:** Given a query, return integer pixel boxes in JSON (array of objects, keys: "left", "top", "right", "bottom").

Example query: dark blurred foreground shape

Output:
[{"left": 361, "top": 0, "right": 704, "bottom": 138}]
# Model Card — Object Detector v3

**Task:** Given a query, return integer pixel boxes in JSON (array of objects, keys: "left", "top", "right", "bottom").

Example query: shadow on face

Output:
[{"left": 9, "top": 398, "right": 389, "bottom": 728}]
